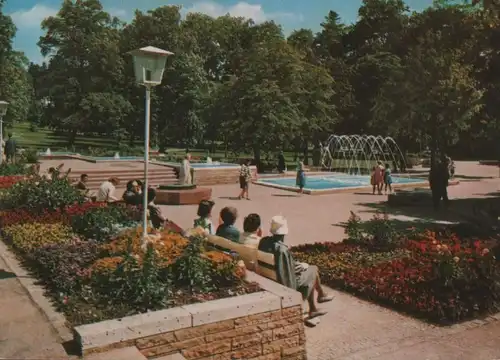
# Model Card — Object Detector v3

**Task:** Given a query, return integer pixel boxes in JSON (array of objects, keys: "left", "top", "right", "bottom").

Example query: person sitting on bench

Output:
[{"left": 258, "top": 215, "right": 333, "bottom": 319}]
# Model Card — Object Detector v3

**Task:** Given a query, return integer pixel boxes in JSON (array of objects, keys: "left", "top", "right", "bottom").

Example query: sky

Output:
[{"left": 4, "top": 0, "right": 435, "bottom": 64}]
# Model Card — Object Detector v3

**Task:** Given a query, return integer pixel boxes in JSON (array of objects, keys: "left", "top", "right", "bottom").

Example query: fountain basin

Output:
[{"left": 155, "top": 184, "right": 212, "bottom": 205}]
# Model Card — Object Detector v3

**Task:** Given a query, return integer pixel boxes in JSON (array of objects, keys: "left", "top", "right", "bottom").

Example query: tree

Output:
[
  {"left": 214, "top": 40, "right": 303, "bottom": 167},
  {"left": 0, "top": 2, "right": 32, "bottom": 128},
  {"left": 374, "top": 36, "right": 483, "bottom": 163},
  {"left": 38, "top": 0, "right": 128, "bottom": 145}
]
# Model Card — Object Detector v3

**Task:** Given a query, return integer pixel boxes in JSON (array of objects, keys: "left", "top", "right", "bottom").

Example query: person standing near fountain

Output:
[
  {"left": 179, "top": 153, "right": 192, "bottom": 185},
  {"left": 384, "top": 163, "right": 393, "bottom": 194},
  {"left": 277, "top": 151, "right": 286, "bottom": 173},
  {"left": 296, "top": 158, "right": 306, "bottom": 194},
  {"left": 429, "top": 156, "right": 450, "bottom": 210},
  {"left": 372, "top": 161, "right": 384, "bottom": 195}
]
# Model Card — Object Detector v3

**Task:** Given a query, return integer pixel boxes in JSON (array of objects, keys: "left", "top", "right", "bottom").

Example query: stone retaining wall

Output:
[
  {"left": 75, "top": 272, "right": 306, "bottom": 360},
  {"left": 193, "top": 166, "right": 258, "bottom": 186}
]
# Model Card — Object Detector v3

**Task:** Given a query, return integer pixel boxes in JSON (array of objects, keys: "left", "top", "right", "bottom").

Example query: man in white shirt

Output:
[
  {"left": 96, "top": 177, "right": 120, "bottom": 202},
  {"left": 239, "top": 213, "right": 262, "bottom": 248},
  {"left": 179, "top": 153, "right": 192, "bottom": 185}
]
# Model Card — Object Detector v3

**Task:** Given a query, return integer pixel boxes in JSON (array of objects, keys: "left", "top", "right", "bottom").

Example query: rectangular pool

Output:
[{"left": 256, "top": 174, "right": 427, "bottom": 194}]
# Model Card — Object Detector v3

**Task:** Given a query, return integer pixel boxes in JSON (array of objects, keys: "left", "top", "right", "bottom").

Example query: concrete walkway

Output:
[
  {"left": 0, "top": 256, "right": 68, "bottom": 358},
  {"left": 305, "top": 286, "right": 500, "bottom": 359},
  {"left": 0, "top": 160, "right": 497, "bottom": 358}
]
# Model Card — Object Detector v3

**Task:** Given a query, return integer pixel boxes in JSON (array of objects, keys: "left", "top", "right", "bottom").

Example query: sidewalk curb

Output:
[{"left": 0, "top": 240, "right": 73, "bottom": 343}]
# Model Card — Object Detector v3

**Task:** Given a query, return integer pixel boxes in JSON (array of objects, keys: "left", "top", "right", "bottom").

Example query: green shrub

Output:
[
  {"left": 0, "top": 163, "right": 29, "bottom": 176},
  {"left": 5, "top": 177, "right": 84, "bottom": 213},
  {"left": 70, "top": 205, "right": 137, "bottom": 242},
  {"left": 89, "top": 246, "right": 169, "bottom": 312},
  {"left": 21, "top": 149, "right": 39, "bottom": 164}
]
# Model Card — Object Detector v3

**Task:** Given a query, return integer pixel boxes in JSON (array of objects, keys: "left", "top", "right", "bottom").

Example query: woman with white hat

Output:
[{"left": 258, "top": 215, "right": 333, "bottom": 320}]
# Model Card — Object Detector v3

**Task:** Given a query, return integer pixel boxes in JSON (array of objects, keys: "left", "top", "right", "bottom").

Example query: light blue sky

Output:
[{"left": 4, "top": 0, "right": 434, "bottom": 63}]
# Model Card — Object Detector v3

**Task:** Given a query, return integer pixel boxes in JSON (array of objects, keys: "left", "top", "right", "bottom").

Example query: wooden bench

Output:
[{"left": 205, "top": 235, "right": 276, "bottom": 281}]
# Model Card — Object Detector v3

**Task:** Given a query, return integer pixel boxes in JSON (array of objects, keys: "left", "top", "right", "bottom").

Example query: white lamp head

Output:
[
  {"left": 128, "top": 46, "right": 174, "bottom": 87},
  {"left": 0, "top": 101, "right": 8, "bottom": 117}
]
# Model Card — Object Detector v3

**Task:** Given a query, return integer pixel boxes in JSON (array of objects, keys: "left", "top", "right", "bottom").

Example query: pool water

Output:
[
  {"left": 191, "top": 162, "right": 239, "bottom": 168},
  {"left": 38, "top": 151, "right": 78, "bottom": 155},
  {"left": 92, "top": 156, "right": 143, "bottom": 161},
  {"left": 258, "top": 174, "right": 426, "bottom": 190}
]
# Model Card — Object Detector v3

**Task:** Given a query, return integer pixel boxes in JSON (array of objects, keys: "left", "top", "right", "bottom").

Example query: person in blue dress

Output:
[
  {"left": 296, "top": 158, "right": 306, "bottom": 194},
  {"left": 384, "top": 163, "right": 393, "bottom": 194}
]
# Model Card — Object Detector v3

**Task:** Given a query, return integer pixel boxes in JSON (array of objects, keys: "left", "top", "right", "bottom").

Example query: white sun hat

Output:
[{"left": 270, "top": 215, "right": 288, "bottom": 235}]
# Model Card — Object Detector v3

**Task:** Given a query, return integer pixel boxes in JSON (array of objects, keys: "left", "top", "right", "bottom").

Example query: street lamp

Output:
[
  {"left": 128, "top": 46, "right": 173, "bottom": 245},
  {"left": 0, "top": 101, "right": 8, "bottom": 165}
]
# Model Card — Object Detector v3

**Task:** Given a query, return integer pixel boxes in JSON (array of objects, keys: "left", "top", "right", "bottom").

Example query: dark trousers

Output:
[
  {"left": 432, "top": 185, "right": 449, "bottom": 209},
  {"left": 5, "top": 153, "right": 15, "bottom": 164}
]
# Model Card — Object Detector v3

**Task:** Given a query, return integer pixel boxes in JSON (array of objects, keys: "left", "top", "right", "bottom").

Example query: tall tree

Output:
[
  {"left": 39, "top": 0, "right": 128, "bottom": 145},
  {"left": 0, "top": 1, "right": 32, "bottom": 128}
]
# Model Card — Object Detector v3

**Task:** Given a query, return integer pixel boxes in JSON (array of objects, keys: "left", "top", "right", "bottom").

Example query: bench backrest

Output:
[{"left": 205, "top": 235, "right": 277, "bottom": 281}]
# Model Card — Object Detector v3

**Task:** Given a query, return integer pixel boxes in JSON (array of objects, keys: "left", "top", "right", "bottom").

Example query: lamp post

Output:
[
  {"left": 128, "top": 46, "right": 173, "bottom": 244},
  {"left": 0, "top": 101, "right": 8, "bottom": 165}
]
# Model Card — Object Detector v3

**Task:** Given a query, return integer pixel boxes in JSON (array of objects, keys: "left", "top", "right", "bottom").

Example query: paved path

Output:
[
  {"left": 0, "top": 160, "right": 497, "bottom": 358},
  {"left": 0, "top": 256, "right": 68, "bottom": 358}
]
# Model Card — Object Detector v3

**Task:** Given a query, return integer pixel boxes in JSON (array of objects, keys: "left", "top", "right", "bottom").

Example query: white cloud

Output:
[
  {"left": 183, "top": 1, "right": 303, "bottom": 23},
  {"left": 108, "top": 8, "right": 128, "bottom": 18},
  {"left": 10, "top": 4, "right": 57, "bottom": 28}
]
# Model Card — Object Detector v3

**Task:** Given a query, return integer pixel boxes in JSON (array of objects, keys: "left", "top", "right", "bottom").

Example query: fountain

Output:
[
  {"left": 320, "top": 135, "right": 406, "bottom": 175},
  {"left": 45, "top": 148, "right": 51, "bottom": 156},
  {"left": 114, "top": 152, "right": 120, "bottom": 160}
]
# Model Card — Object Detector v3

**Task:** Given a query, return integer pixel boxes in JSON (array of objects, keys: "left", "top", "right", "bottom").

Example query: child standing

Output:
[
  {"left": 194, "top": 200, "right": 215, "bottom": 235},
  {"left": 384, "top": 163, "right": 393, "bottom": 194},
  {"left": 370, "top": 166, "right": 377, "bottom": 194}
]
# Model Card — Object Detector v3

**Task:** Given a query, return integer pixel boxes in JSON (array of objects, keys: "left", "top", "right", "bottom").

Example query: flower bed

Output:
[
  {"left": 292, "top": 212, "right": 500, "bottom": 324},
  {"left": 0, "top": 175, "right": 260, "bottom": 326},
  {"left": 0, "top": 175, "right": 25, "bottom": 189}
]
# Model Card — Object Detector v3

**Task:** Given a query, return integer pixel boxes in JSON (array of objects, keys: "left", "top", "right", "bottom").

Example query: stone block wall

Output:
[
  {"left": 135, "top": 305, "right": 305, "bottom": 359},
  {"left": 193, "top": 166, "right": 258, "bottom": 186},
  {"left": 75, "top": 272, "right": 306, "bottom": 360}
]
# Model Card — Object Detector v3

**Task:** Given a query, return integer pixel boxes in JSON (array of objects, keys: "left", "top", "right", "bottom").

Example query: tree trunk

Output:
[
  {"left": 68, "top": 129, "right": 77, "bottom": 147},
  {"left": 302, "top": 140, "right": 309, "bottom": 165}
]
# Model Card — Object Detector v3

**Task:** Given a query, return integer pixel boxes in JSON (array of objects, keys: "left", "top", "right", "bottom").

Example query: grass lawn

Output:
[
  {"left": 8, "top": 123, "right": 128, "bottom": 151},
  {"left": 8, "top": 123, "right": 386, "bottom": 170}
]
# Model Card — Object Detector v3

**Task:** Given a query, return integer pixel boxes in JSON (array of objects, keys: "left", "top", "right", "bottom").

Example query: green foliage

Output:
[
  {"left": 20, "top": 149, "right": 39, "bottom": 164},
  {"left": 6, "top": 0, "right": 500, "bottom": 161},
  {"left": 70, "top": 206, "right": 137, "bottom": 242},
  {"left": 5, "top": 177, "right": 84, "bottom": 213},
  {"left": 366, "top": 212, "right": 401, "bottom": 251},
  {"left": 344, "top": 211, "right": 365, "bottom": 246},
  {"left": 172, "top": 235, "right": 212, "bottom": 291},
  {"left": 0, "top": 163, "right": 29, "bottom": 176},
  {"left": 90, "top": 247, "right": 169, "bottom": 312}
]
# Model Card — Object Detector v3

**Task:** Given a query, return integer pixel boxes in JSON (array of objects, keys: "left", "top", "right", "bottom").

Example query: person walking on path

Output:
[
  {"left": 4, "top": 133, "right": 17, "bottom": 164},
  {"left": 296, "top": 158, "right": 306, "bottom": 194},
  {"left": 238, "top": 159, "right": 252, "bottom": 200}
]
